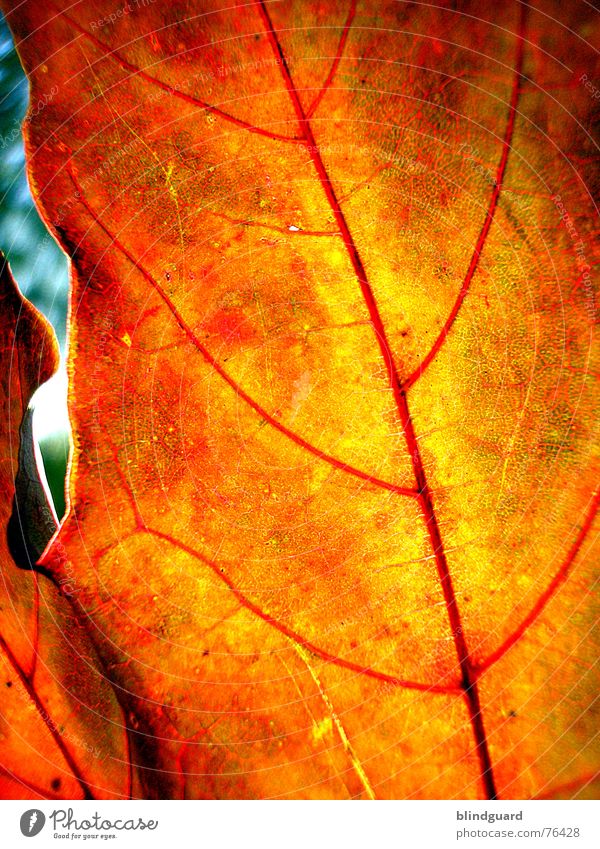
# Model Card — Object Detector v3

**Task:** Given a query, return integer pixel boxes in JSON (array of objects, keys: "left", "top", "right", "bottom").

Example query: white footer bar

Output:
[{"left": 1, "top": 799, "right": 598, "bottom": 848}]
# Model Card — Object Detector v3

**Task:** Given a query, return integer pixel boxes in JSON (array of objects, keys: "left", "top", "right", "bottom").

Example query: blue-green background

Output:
[{"left": 1, "top": 13, "right": 69, "bottom": 517}]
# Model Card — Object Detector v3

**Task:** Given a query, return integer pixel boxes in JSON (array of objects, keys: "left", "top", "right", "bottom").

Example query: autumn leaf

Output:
[
  {"left": 0, "top": 257, "right": 132, "bottom": 798},
  {"left": 1, "top": 0, "right": 599, "bottom": 799}
]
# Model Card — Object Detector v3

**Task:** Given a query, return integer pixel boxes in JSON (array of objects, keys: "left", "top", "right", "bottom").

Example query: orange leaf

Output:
[
  {"left": 2, "top": 0, "right": 599, "bottom": 799},
  {"left": 0, "top": 257, "right": 131, "bottom": 799}
]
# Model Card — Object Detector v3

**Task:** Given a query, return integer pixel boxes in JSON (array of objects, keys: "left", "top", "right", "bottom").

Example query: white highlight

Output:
[{"left": 30, "top": 367, "right": 71, "bottom": 442}]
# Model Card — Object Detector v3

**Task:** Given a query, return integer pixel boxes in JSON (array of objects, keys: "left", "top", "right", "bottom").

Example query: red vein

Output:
[
  {"left": 48, "top": 2, "right": 298, "bottom": 144},
  {"left": 145, "top": 526, "right": 460, "bottom": 695},
  {"left": 397, "top": 388, "right": 497, "bottom": 799},
  {"left": 534, "top": 769, "right": 600, "bottom": 800},
  {"left": 477, "top": 488, "right": 600, "bottom": 673},
  {"left": 306, "top": 0, "right": 356, "bottom": 119},
  {"left": 255, "top": 0, "right": 516, "bottom": 800},
  {"left": 67, "top": 167, "right": 417, "bottom": 501},
  {"left": 55, "top": 0, "right": 534, "bottom": 800},
  {"left": 0, "top": 630, "right": 94, "bottom": 799},
  {"left": 403, "top": 7, "right": 526, "bottom": 390}
]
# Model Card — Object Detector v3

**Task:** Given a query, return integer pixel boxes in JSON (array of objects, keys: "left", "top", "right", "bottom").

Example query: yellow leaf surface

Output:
[{"left": 1, "top": 0, "right": 599, "bottom": 799}]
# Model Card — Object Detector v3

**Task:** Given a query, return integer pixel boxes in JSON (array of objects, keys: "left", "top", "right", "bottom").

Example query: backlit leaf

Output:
[
  {"left": 0, "top": 256, "right": 131, "bottom": 799},
  {"left": 2, "top": 0, "right": 599, "bottom": 799}
]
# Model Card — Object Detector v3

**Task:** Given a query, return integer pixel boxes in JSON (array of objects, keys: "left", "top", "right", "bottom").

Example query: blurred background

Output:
[{"left": 1, "top": 12, "right": 69, "bottom": 518}]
